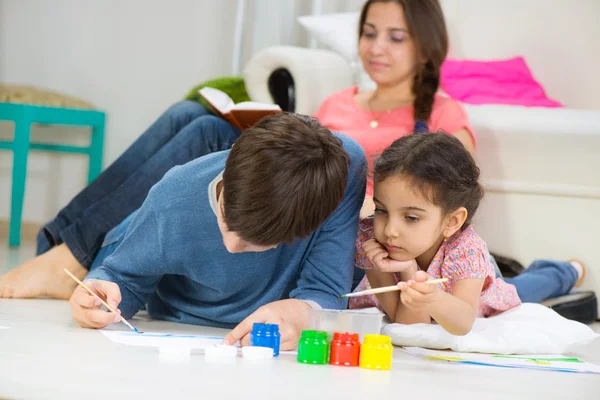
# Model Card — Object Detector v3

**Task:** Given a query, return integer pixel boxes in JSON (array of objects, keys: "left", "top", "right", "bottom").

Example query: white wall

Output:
[
  {"left": 441, "top": 0, "right": 600, "bottom": 110},
  {"left": 2, "top": 0, "right": 598, "bottom": 225},
  {"left": 0, "top": 0, "right": 237, "bottom": 223}
]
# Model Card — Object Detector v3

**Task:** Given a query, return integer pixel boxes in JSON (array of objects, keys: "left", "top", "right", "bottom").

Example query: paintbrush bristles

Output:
[{"left": 340, "top": 278, "right": 449, "bottom": 299}]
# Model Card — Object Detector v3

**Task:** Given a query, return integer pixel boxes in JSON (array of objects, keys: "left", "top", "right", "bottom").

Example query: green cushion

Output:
[{"left": 185, "top": 76, "right": 250, "bottom": 109}]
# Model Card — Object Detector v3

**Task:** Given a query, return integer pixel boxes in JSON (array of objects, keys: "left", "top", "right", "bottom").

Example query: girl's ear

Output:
[{"left": 443, "top": 207, "right": 468, "bottom": 239}]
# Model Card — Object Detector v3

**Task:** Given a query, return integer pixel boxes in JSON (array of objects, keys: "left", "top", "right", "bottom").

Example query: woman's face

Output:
[{"left": 358, "top": 2, "right": 421, "bottom": 88}]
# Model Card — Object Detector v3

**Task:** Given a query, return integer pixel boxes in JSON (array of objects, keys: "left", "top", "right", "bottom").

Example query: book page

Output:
[
  {"left": 233, "top": 101, "right": 281, "bottom": 111},
  {"left": 199, "top": 87, "right": 235, "bottom": 113}
]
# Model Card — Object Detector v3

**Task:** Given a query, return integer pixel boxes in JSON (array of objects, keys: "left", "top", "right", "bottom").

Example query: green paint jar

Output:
[{"left": 297, "top": 330, "right": 329, "bottom": 364}]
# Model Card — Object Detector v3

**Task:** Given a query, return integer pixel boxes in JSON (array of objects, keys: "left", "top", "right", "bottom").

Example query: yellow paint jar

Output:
[{"left": 359, "top": 334, "right": 393, "bottom": 370}]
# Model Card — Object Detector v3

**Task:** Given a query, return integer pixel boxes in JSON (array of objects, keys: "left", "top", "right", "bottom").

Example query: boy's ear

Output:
[{"left": 443, "top": 207, "right": 468, "bottom": 238}]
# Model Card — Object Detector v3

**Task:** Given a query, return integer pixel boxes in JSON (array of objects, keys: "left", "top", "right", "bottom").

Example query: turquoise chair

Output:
[{"left": 0, "top": 103, "right": 105, "bottom": 247}]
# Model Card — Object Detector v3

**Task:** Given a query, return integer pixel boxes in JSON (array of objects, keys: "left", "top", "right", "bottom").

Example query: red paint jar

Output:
[{"left": 329, "top": 332, "right": 361, "bottom": 366}]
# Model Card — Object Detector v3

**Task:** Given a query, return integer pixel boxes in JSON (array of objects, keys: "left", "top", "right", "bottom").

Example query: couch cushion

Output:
[{"left": 441, "top": 57, "right": 562, "bottom": 107}]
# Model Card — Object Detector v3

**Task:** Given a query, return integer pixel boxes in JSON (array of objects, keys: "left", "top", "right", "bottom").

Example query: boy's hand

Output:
[
  {"left": 223, "top": 299, "right": 310, "bottom": 350},
  {"left": 362, "top": 239, "right": 418, "bottom": 273},
  {"left": 397, "top": 270, "right": 442, "bottom": 311},
  {"left": 69, "top": 279, "right": 123, "bottom": 329}
]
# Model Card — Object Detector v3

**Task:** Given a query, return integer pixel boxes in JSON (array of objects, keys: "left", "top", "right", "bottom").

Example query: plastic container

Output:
[
  {"left": 307, "top": 309, "right": 383, "bottom": 341},
  {"left": 329, "top": 332, "right": 361, "bottom": 367},
  {"left": 359, "top": 334, "right": 393, "bottom": 370},
  {"left": 297, "top": 330, "right": 329, "bottom": 364},
  {"left": 249, "top": 323, "right": 280, "bottom": 356}
]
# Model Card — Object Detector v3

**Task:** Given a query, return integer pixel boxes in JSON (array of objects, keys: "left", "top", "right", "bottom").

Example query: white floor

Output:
[{"left": 1, "top": 298, "right": 600, "bottom": 400}]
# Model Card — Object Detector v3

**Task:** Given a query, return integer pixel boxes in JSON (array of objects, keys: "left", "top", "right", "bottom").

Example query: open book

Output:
[{"left": 199, "top": 87, "right": 281, "bottom": 130}]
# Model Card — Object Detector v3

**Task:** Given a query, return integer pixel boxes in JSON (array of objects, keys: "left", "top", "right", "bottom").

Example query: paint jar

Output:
[
  {"left": 297, "top": 330, "right": 329, "bottom": 364},
  {"left": 359, "top": 334, "right": 393, "bottom": 370},
  {"left": 329, "top": 332, "right": 361, "bottom": 367},
  {"left": 249, "top": 323, "right": 280, "bottom": 356}
]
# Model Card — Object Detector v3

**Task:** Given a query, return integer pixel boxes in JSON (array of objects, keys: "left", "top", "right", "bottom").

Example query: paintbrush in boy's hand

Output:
[
  {"left": 63, "top": 269, "right": 141, "bottom": 333},
  {"left": 337, "top": 278, "right": 448, "bottom": 301}
]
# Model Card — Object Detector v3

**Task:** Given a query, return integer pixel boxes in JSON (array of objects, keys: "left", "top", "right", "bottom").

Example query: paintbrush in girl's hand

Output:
[
  {"left": 63, "top": 269, "right": 141, "bottom": 333},
  {"left": 337, "top": 278, "right": 449, "bottom": 301}
]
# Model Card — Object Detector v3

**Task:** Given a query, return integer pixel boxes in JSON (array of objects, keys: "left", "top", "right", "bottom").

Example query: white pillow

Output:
[
  {"left": 382, "top": 303, "right": 599, "bottom": 355},
  {"left": 297, "top": 12, "right": 376, "bottom": 92}
]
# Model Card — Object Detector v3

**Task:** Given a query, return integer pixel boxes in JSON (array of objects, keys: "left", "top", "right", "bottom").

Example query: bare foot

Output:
[
  {"left": 0, "top": 243, "right": 87, "bottom": 299},
  {"left": 569, "top": 259, "right": 587, "bottom": 287}
]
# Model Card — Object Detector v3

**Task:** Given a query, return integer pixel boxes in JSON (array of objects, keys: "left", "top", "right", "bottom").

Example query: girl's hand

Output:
[
  {"left": 397, "top": 271, "right": 442, "bottom": 311},
  {"left": 362, "top": 239, "right": 419, "bottom": 273}
]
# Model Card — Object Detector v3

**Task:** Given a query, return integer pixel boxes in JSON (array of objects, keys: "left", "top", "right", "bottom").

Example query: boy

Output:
[{"left": 69, "top": 113, "right": 366, "bottom": 349}]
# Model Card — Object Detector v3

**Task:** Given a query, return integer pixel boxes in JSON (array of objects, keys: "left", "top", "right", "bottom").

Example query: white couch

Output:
[{"left": 243, "top": 45, "right": 600, "bottom": 316}]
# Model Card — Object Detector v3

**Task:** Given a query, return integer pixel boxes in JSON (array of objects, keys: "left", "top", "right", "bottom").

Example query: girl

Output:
[{"left": 351, "top": 133, "right": 585, "bottom": 335}]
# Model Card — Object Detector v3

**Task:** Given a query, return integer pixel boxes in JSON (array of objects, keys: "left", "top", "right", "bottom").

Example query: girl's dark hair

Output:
[
  {"left": 374, "top": 133, "right": 484, "bottom": 224},
  {"left": 358, "top": 0, "right": 449, "bottom": 123}
]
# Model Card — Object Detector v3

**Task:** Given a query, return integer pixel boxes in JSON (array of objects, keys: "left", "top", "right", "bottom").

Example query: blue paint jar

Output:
[{"left": 249, "top": 323, "right": 280, "bottom": 356}]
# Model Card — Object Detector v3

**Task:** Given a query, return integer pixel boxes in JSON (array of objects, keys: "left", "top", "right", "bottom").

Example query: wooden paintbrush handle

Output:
[{"left": 352, "top": 278, "right": 449, "bottom": 297}]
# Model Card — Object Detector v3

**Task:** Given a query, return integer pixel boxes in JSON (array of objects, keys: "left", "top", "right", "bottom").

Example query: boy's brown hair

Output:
[{"left": 222, "top": 113, "right": 349, "bottom": 246}]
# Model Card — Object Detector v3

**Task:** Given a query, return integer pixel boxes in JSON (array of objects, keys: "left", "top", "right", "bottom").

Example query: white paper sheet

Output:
[
  {"left": 101, "top": 330, "right": 226, "bottom": 349},
  {"left": 403, "top": 347, "right": 600, "bottom": 374}
]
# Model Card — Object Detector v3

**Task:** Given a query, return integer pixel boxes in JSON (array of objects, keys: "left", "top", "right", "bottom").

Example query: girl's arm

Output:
[
  {"left": 427, "top": 278, "right": 484, "bottom": 335},
  {"left": 452, "top": 128, "right": 476, "bottom": 157},
  {"left": 365, "top": 269, "right": 400, "bottom": 319}
]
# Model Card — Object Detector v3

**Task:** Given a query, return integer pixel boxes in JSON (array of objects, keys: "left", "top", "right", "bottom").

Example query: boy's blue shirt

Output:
[{"left": 87, "top": 133, "right": 366, "bottom": 328}]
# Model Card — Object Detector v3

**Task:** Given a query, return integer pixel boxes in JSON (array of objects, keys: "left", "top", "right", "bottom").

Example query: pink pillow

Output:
[{"left": 440, "top": 57, "right": 563, "bottom": 108}]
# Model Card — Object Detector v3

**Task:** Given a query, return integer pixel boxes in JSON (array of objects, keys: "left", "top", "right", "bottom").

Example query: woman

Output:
[
  {"left": 315, "top": 0, "right": 474, "bottom": 219},
  {"left": 0, "top": 0, "right": 584, "bottom": 301}
]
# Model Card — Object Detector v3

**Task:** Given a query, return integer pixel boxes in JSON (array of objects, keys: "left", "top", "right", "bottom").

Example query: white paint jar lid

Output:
[{"left": 242, "top": 346, "right": 274, "bottom": 360}]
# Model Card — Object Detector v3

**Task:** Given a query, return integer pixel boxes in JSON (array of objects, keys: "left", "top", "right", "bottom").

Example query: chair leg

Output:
[
  {"left": 9, "top": 118, "right": 32, "bottom": 247},
  {"left": 87, "top": 118, "right": 105, "bottom": 183}
]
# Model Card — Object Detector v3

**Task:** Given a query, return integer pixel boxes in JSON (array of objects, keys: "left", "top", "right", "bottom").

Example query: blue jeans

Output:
[
  {"left": 492, "top": 257, "right": 578, "bottom": 303},
  {"left": 37, "top": 101, "right": 241, "bottom": 268}
]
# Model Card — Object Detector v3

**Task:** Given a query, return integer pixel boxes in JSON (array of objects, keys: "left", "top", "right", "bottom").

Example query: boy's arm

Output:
[
  {"left": 86, "top": 203, "right": 172, "bottom": 319},
  {"left": 288, "top": 137, "right": 367, "bottom": 309}
]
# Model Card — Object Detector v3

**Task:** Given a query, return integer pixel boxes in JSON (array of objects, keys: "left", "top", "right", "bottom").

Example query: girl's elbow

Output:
[
  {"left": 447, "top": 325, "right": 473, "bottom": 336},
  {"left": 446, "top": 318, "right": 475, "bottom": 336}
]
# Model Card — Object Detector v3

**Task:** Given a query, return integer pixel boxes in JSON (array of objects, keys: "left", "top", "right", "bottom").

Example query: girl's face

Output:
[
  {"left": 373, "top": 174, "right": 445, "bottom": 267},
  {"left": 358, "top": 2, "right": 421, "bottom": 88}
]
